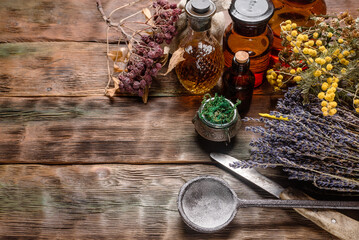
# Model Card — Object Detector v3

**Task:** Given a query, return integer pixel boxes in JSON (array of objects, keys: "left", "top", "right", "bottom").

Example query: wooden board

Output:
[
  {"left": 0, "top": 95, "right": 280, "bottom": 164},
  {"left": 0, "top": 42, "right": 275, "bottom": 97},
  {"left": 0, "top": 0, "right": 358, "bottom": 43},
  {"left": 0, "top": 164, "right": 345, "bottom": 239}
]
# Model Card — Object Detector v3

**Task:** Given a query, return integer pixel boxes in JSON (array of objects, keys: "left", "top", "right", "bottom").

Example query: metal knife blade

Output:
[{"left": 210, "top": 152, "right": 284, "bottom": 198}]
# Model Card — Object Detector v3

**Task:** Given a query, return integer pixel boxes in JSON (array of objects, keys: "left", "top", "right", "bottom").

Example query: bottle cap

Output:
[
  {"left": 191, "top": 0, "right": 210, "bottom": 14},
  {"left": 235, "top": 51, "right": 249, "bottom": 63},
  {"left": 229, "top": 0, "right": 274, "bottom": 26},
  {"left": 186, "top": 0, "right": 216, "bottom": 31}
]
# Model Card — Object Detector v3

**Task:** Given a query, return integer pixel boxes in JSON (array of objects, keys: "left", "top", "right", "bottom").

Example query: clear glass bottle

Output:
[
  {"left": 223, "top": 0, "right": 274, "bottom": 88},
  {"left": 222, "top": 51, "right": 255, "bottom": 116},
  {"left": 269, "top": 0, "right": 327, "bottom": 63},
  {"left": 175, "top": 0, "right": 224, "bottom": 94}
]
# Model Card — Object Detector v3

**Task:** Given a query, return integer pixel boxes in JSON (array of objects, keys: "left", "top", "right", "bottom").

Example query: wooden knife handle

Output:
[{"left": 280, "top": 187, "right": 359, "bottom": 240}]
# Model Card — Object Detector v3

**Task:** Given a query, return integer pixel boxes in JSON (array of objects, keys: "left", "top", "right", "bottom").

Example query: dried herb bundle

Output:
[
  {"left": 267, "top": 12, "right": 359, "bottom": 116},
  {"left": 231, "top": 87, "right": 359, "bottom": 192},
  {"left": 97, "top": 0, "right": 181, "bottom": 102}
]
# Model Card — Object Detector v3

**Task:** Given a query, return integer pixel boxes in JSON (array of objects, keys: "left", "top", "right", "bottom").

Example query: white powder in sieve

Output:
[{"left": 181, "top": 178, "right": 237, "bottom": 228}]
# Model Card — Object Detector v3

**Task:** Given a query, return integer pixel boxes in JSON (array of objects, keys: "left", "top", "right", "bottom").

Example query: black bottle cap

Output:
[
  {"left": 229, "top": 0, "right": 274, "bottom": 26},
  {"left": 191, "top": 0, "right": 210, "bottom": 14}
]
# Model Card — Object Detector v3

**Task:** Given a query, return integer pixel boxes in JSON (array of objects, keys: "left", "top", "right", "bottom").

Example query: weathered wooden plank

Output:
[
  {"left": 0, "top": 42, "right": 186, "bottom": 97},
  {"left": 0, "top": 95, "right": 280, "bottom": 164},
  {"left": 0, "top": 42, "right": 275, "bottom": 97},
  {"left": 0, "top": 164, "right": 351, "bottom": 239},
  {"left": 0, "top": 0, "right": 154, "bottom": 43},
  {"left": 0, "top": 0, "right": 358, "bottom": 43}
]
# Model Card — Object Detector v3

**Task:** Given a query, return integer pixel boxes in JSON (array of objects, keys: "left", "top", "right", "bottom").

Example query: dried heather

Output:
[{"left": 231, "top": 87, "right": 359, "bottom": 192}]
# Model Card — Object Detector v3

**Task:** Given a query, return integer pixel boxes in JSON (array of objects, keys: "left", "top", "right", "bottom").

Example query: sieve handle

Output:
[
  {"left": 280, "top": 187, "right": 359, "bottom": 240},
  {"left": 237, "top": 198, "right": 359, "bottom": 210}
]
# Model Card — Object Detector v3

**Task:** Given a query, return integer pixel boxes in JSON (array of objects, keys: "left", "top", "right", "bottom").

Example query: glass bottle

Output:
[
  {"left": 222, "top": 51, "right": 255, "bottom": 116},
  {"left": 175, "top": 0, "right": 224, "bottom": 94},
  {"left": 269, "top": 0, "right": 327, "bottom": 63},
  {"left": 223, "top": 0, "right": 274, "bottom": 88}
]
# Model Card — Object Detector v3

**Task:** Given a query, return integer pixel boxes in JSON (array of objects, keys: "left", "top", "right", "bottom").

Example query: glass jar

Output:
[
  {"left": 192, "top": 97, "right": 241, "bottom": 142},
  {"left": 223, "top": 0, "right": 274, "bottom": 88},
  {"left": 175, "top": 0, "right": 224, "bottom": 94},
  {"left": 222, "top": 51, "right": 255, "bottom": 116},
  {"left": 269, "top": 0, "right": 327, "bottom": 63}
]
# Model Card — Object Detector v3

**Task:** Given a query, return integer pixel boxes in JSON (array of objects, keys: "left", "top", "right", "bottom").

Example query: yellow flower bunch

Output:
[{"left": 267, "top": 13, "right": 359, "bottom": 116}]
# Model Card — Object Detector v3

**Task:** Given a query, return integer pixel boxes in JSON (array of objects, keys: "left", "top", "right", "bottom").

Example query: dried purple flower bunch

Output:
[
  {"left": 231, "top": 87, "right": 359, "bottom": 192},
  {"left": 97, "top": 0, "right": 181, "bottom": 102}
]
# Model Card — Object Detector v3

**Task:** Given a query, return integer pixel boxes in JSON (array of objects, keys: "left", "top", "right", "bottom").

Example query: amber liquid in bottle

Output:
[
  {"left": 176, "top": 31, "right": 224, "bottom": 94},
  {"left": 269, "top": 0, "right": 327, "bottom": 62},
  {"left": 223, "top": 24, "right": 273, "bottom": 88},
  {"left": 223, "top": 51, "right": 255, "bottom": 116}
]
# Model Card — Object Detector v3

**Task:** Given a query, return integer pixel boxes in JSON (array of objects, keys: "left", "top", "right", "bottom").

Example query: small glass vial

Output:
[
  {"left": 175, "top": 0, "right": 224, "bottom": 94},
  {"left": 223, "top": 0, "right": 274, "bottom": 88},
  {"left": 269, "top": 0, "right": 327, "bottom": 63},
  {"left": 222, "top": 51, "right": 255, "bottom": 116}
]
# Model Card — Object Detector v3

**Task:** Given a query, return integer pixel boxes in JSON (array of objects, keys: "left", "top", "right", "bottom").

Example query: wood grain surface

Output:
[
  {"left": 1, "top": 0, "right": 359, "bottom": 239},
  {"left": 0, "top": 42, "right": 275, "bottom": 97},
  {"left": 0, "top": 0, "right": 358, "bottom": 43},
  {"left": 0, "top": 95, "right": 279, "bottom": 164},
  {"left": 0, "top": 164, "right": 341, "bottom": 239}
]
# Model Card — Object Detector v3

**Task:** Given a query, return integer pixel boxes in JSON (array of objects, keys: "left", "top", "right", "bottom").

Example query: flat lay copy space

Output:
[{"left": 0, "top": 0, "right": 359, "bottom": 239}]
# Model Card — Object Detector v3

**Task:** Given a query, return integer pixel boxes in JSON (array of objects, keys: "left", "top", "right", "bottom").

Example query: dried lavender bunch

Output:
[{"left": 231, "top": 87, "right": 359, "bottom": 192}]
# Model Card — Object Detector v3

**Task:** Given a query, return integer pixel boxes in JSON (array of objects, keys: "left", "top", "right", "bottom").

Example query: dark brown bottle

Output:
[
  {"left": 223, "top": 0, "right": 274, "bottom": 88},
  {"left": 222, "top": 51, "right": 255, "bottom": 116}
]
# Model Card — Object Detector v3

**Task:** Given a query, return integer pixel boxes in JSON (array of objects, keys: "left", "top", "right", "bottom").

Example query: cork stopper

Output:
[{"left": 235, "top": 51, "right": 249, "bottom": 63}]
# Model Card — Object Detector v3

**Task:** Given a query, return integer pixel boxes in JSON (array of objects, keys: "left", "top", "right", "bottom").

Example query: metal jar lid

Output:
[
  {"left": 185, "top": 0, "right": 216, "bottom": 32},
  {"left": 229, "top": 0, "right": 274, "bottom": 26}
]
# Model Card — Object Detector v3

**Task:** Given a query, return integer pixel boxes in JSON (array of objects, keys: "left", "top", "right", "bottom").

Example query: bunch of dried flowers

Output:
[
  {"left": 267, "top": 12, "right": 359, "bottom": 116},
  {"left": 231, "top": 87, "right": 359, "bottom": 192},
  {"left": 97, "top": 0, "right": 181, "bottom": 103}
]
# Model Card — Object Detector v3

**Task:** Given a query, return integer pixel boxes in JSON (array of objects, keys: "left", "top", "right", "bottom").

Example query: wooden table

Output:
[{"left": 0, "top": 0, "right": 358, "bottom": 239}]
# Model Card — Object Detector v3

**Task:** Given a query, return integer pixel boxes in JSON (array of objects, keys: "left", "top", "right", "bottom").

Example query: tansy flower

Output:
[
  {"left": 321, "top": 101, "right": 328, "bottom": 107},
  {"left": 329, "top": 108, "right": 337, "bottom": 116},
  {"left": 291, "top": 23, "right": 297, "bottom": 29},
  {"left": 277, "top": 74, "right": 283, "bottom": 80},
  {"left": 313, "top": 32, "right": 319, "bottom": 39},
  {"left": 314, "top": 70, "right": 322, "bottom": 77},
  {"left": 307, "top": 40, "right": 314, "bottom": 46},
  {"left": 321, "top": 82, "right": 329, "bottom": 91},
  {"left": 327, "top": 32, "right": 333, "bottom": 38},
  {"left": 286, "top": 35, "right": 292, "bottom": 41},
  {"left": 291, "top": 30, "right": 298, "bottom": 36},
  {"left": 293, "top": 76, "right": 301, "bottom": 82},
  {"left": 286, "top": 24, "right": 292, "bottom": 31},
  {"left": 293, "top": 47, "right": 299, "bottom": 53},
  {"left": 338, "top": 38, "right": 344, "bottom": 43},
  {"left": 356, "top": 108, "right": 359, "bottom": 113},
  {"left": 322, "top": 107, "right": 328, "bottom": 112},
  {"left": 329, "top": 101, "right": 338, "bottom": 108},
  {"left": 318, "top": 92, "right": 325, "bottom": 99},
  {"left": 296, "top": 68, "right": 302, "bottom": 72},
  {"left": 327, "top": 77, "right": 333, "bottom": 83},
  {"left": 290, "top": 69, "right": 296, "bottom": 74},
  {"left": 354, "top": 99, "right": 359, "bottom": 105},
  {"left": 285, "top": 20, "right": 292, "bottom": 24},
  {"left": 316, "top": 40, "right": 322, "bottom": 46},
  {"left": 319, "top": 46, "right": 326, "bottom": 52},
  {"left": 303, "top": 48, "right": 309, "bottom": 54},
  {"left": 341, "top": 68, "right": 347, "bottom": 74},
  {"left": 332, "top": 82, "right": 338, "bottom": 88},
  {"left": 326, "top": 64, "right": 333, "bottom": 70},
  {"left": 325, "top": 56, "right": 332, "bottom": 62},
  {"left": 343, "top": 50, "right": 350, "bottom": 56}
]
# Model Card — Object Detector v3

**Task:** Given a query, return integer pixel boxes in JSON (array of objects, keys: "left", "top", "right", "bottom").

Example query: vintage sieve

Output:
[{"left": 177, "top": 176, "right": 359, "bottom": 233}]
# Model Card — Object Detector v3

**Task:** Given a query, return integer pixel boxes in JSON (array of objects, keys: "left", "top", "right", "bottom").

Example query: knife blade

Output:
[{"left": 210, "top": 152, "right": 359, "bottom": 240}]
